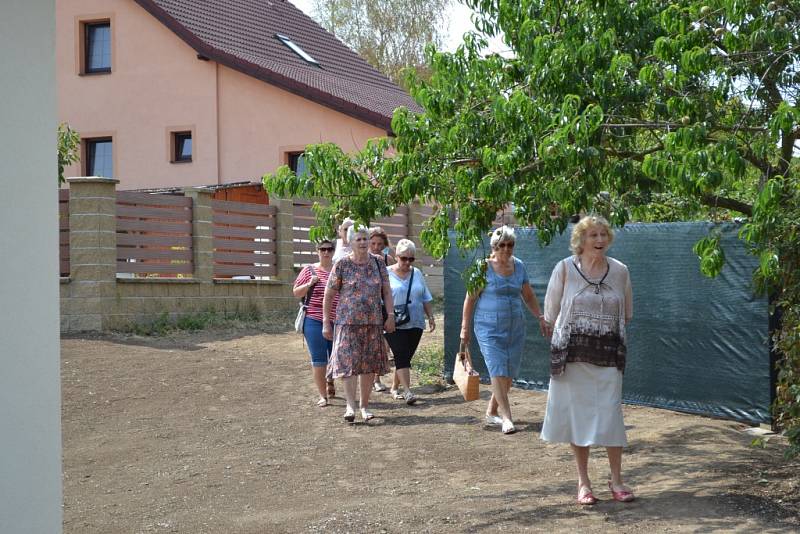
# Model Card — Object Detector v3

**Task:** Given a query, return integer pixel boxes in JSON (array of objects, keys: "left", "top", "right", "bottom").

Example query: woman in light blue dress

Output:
[{"left": 460, "top": 226, "right": 547, "bottom": 434}]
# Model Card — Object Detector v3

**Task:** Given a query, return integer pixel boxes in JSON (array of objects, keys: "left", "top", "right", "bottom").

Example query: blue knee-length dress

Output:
[{"left": 473, "top": 257, "right": 529, "bottom": 378}]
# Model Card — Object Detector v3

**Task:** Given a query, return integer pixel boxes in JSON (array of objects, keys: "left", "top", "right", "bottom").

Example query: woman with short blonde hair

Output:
[{"left": 541, "top": 215, "right": 635, "bottom": 505}]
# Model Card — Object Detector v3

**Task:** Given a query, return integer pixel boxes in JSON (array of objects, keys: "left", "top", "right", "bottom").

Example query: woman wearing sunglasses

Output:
[
  {"left": 293, "top": 239, "right": 339, "bottom": 407},
  {"left": 460, "top": 226, "right": 547, "bottom": 434},
  {"left": 384, "top": 239, "right": 435, "bottom": 404}
]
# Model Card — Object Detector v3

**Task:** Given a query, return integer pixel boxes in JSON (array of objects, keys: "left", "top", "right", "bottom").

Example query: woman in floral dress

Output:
[{"left": 322, "top": 226, "right": 396, "bottom": 423}]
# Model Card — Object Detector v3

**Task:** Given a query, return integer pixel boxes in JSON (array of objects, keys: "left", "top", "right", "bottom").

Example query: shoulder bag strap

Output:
[
  {"left": 404, "top": 268, "right": 414, "bottom": 304},
  {"left": 303, "top": 265, "right": 316, "bottom": 307}
]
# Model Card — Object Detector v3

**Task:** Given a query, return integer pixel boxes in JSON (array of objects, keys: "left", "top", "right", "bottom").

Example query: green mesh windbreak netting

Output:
[{"left": 443, "top": 223, "right": 770, "bottom": 423}]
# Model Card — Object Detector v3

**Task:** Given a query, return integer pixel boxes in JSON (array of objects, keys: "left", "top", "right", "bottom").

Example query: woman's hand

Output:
[
  {"left": 322, "top": 322, "right": 333, "bottom": 340},
  {"left": 427, "top": 316, "right": 436, "bottom": 333},
  {"left": 384, "top": 315, "right": 396, "bottom": 334},
  {"left": 539, "top": 317, "right": 553, "bottom": 339},
  {"left": 460, "top": 325, "right": 470, "bottom": 344}
]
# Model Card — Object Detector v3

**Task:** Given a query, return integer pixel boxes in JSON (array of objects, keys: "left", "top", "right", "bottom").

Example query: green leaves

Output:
[
  {"left": 57, "top": 123, "right": 80, "bottom": 185},
  {"left": 693, "top": 234, "right": 726, "bottom": 277}
]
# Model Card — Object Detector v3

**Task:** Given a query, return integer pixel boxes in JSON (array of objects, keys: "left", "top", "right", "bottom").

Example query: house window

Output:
[
  {"left": 276, "top": 34, "right": 320, "bottom": 66},
  {"left": 84, "top": 21, "right": 111, "bottom": 73},
  {"left": 172, "top": 131, "right": 192, "bottom": 163},
  {"left": 288, "top": 152, "right": 307, "bottom": 176},
  {"left": 85, "top": 138, "right": 113, "bottom": 177}
]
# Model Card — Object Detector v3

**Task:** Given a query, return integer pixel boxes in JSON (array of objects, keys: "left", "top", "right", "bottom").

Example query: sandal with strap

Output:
[
  {"left": 316, "top": 397, "right": 328, "bottom": 408},
  {"left": 608, "top": 482, "right": 635, "bottom": 502},
  {"left": 577, "top": 485, "right": 598, "bottom": 505},
  {"left": 343, "top": 408, "right": 355, "bottom": 423}
]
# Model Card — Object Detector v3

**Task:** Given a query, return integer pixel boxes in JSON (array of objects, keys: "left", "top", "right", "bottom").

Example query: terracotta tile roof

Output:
[{"left": 133, "top": 0, "right": 421, "bottom": 131}]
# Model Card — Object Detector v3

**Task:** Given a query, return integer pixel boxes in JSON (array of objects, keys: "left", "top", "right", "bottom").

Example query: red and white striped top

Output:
[{"left": 294, "top": 264, "right": 338, "bottom": 322}]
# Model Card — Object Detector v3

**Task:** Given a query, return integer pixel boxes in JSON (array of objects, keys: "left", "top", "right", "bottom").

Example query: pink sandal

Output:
[
  {"left": 577, "top": 486, "right": 597, "bottom": 505},
  {"left": 608, "top": 482, "right": 635, "bottom": 502}
]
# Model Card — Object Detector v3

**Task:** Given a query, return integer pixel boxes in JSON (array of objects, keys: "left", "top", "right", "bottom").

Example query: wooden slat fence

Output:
[
  {"left": 59, "top": 189, "right": 69, "bottom": 276},
  {"left": 373, "top": 205, "right": 409, "bottom": 248},
  {"left": 292, "top": 200, "right": 321, "bottom": 267},
  {"left": 410, "top": 204, "right": 443, "bottom": 268},
  {"left": 116, "top": 192, "right": 194, "bottom": 275},
  {"left": 292, "top": 201, "right": 413, "bottom": 267},
  {"left": 212, "top": 199, "right": 277, "bottom": 278}
]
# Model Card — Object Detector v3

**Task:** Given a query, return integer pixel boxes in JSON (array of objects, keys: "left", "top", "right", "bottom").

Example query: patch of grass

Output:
[
  {"left": 132, "top": 311, "right": 172, "bottom": 336},
  {"left": 413, "top": 344, "right": 444, "bottom": 385},
  {"left": 122, "top": 306, "right": 277, "bottom": 336},
  {"left": 175, "top": 309, "right": 219, "bottom": 331}
]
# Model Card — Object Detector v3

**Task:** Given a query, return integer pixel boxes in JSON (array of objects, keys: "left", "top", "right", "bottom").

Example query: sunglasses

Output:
[
  {"left": 318, "top": 247, "right": 334, "bottom": 252},
  {"left": 398, "top": 256, "right": 415, "bottom": 262},
  {"left": 496, "top": 242, "right": 514, "bottom": 249}
]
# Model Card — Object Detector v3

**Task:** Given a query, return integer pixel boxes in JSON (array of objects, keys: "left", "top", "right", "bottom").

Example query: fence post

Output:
[
  {"left": 272, "top": 195, "right": 295, "bottom": 282},
  {"left": 65, "top": 176, "right": 119, "bottom": 331},
  {"left": 183, "top": 187, "right": 214, "bottom": 283}
]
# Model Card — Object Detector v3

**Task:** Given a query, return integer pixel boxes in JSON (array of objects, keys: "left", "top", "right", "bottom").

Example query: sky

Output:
[{"left": 288, "top": 0, "right": 506, "bottom": 54}]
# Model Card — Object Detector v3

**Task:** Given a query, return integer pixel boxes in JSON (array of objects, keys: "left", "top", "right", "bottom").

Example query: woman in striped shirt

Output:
[{"left": 294, "top": 239, "right": 339, "bottom": 407}]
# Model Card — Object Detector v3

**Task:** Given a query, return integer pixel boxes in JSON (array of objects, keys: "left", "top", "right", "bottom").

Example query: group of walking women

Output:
[
  {"left": 293, "top": 222, "right": 434, "bottom": 423},
  {"left": 295, "top": 215, "right": 635, "bottom": 505}
]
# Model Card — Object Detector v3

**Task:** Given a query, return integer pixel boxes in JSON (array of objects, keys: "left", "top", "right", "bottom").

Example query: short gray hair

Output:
[
  {"left": 490, "top": 225, "right": 516, "bottom": 248},
  {"left": 395, "top": 239, "right": 416, "bottom": 256},
  {"left": 347, "top": 224, "right": 369, "bottom": 242}
]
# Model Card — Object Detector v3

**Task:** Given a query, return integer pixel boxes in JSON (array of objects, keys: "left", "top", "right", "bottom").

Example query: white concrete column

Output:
[{"left": 0, "top": 1, "right": 63, "bottom": 532}]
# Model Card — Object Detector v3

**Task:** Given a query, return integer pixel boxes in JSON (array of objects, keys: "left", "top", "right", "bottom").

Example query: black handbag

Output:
[{"left": 393, "top": 268, "right": 414, "bottom": 326}]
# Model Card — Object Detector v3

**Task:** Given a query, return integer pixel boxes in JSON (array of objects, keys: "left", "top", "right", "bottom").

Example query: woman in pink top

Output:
[{"left": 293, "top": 239, "right": 338, "bottom": 407}]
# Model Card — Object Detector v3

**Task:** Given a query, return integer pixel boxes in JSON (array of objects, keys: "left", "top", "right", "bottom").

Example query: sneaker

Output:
[
  {"left": 390, "top": 389, "right": 403, "bottom": 400},
  {"left": 373, "top": 381, "right": 387, "bottom": 392},
  {"left": 403, "top": 390, "right": 418, "bottom": 405},
  {"left": 485, "top": 414, "right": 503, "bottom": 426}
]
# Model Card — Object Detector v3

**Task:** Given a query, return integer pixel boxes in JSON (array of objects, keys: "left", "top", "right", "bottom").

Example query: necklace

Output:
[{"left": 572, "top": 259, "right": 609, "bottom": 294}]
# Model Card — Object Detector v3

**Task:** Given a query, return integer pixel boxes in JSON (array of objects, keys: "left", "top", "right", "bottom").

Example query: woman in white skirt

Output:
[{"left": 541, "top": 216, "right": 635, "bottom": 505}]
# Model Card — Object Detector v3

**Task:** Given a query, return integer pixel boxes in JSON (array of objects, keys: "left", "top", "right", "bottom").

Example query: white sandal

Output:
[{"left": 501, "top": 419, "right": 516, "bottom": 434}]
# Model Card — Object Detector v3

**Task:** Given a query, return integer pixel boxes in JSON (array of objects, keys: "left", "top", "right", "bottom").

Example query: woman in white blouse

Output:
[{"left": 541, "top": 215, "right": 635, "bottom": 505}]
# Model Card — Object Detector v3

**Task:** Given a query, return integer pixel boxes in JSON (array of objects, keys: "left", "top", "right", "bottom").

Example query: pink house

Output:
[{"left": 57, "top": 0, "right": 418, "bottom": 190}]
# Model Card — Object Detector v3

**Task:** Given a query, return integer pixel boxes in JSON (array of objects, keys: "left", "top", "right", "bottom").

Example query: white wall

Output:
[{"left": 0, "top": 1, "right": 63, "bottom": 532}]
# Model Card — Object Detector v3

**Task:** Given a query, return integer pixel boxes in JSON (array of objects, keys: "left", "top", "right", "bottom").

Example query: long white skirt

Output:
[{"left": 540, "top": 362, "right": 627, "bottom": 447}]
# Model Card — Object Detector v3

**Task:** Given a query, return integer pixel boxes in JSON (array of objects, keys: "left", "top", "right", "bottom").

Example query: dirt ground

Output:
[{"left": 62, "top": 313, "right": 800, "bottom": 533}]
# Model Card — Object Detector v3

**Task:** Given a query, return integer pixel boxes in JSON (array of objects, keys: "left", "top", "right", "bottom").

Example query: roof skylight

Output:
[{"left": 276, "top": 34, "right": 319, "bottom": 66}]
